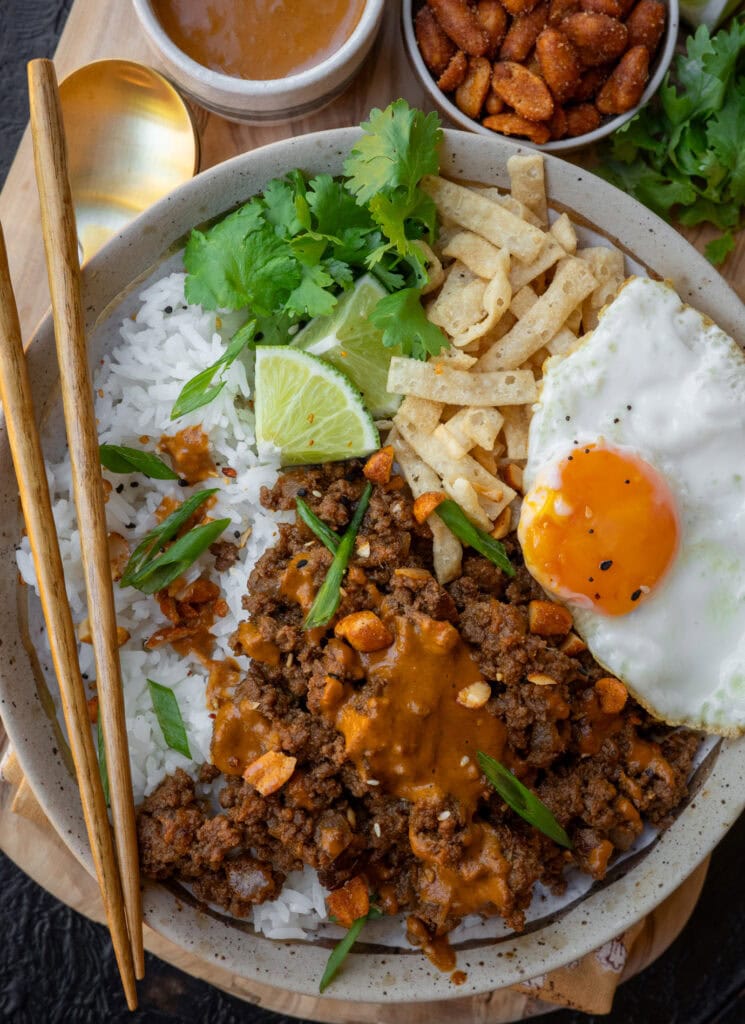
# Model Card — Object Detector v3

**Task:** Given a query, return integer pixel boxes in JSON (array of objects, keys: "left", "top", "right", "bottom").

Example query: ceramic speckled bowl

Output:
[{"left": 1, "top": 129, "right": 744, "bottom": 1003}]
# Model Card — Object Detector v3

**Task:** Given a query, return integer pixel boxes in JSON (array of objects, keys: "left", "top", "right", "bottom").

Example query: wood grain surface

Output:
[{"left": 0, "top": 1, "right": 743, "bottom": 1021}]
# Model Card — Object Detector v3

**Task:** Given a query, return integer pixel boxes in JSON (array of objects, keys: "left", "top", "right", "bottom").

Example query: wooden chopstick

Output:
[
  {"left": 27, "top": 58, "right": 145, "bottom": 980},
  {"left": 0, "top": 225, "right": 138, "bottom": 1009}
]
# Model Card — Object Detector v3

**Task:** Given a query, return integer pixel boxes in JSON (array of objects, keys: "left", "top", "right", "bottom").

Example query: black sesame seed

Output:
[
  {"left": 594, "top": 592, "right": 601, "bottom": 600},
  {"left": 588, "top": 577, "right": 594, "bottom": 583},
  {"left": 567, "top": 455, "right": 574, "bottom": 461},
  {"left": 296, "top": 487, "right": 308, "bottom": 497},
  {"left": 565, "top": 415, "right": 571, "bottom": 421},
  {"left": 613, "top": 418, "right": 620, "bottom": 424},
  {"left": 296, "top": 559, "right": 308, "bottom": 569},
  {"left": 130, "top": 481, "right": 139, "bottom": 488},
  {"left": 588, "top": 528, "right": 595, "bottom": 534},
  {"left": 600, "top": 560, "right": 613, "bottom": 571},
  {"left": 631, "top": 589, "right": 642, "bottom": 602},
  {"left": 584, "top": 448, "right": 590, "bottom": 454},
  {"left": 125, "top": 522, "right": 136, "bottom": 530},
  {"left": 82, "top": 673, "right": 88, "bottom": 680},
  {"left": 625, "top": 479, "right": 630, "bottom": 484},
  {"left": 164, "top": 305, "right": 173, "bottom": 314},
  {"left": 115, "top": 484, "right": 124, "bottom": 494},
  {"left": 626, "top": 404, "right": 632, "bottom": 410},
  {"left": 233, "top": 531, "right": 240, "bottom": 539},
  {"left": 178, "top": 478, "right": 189, "bottom": 487}
]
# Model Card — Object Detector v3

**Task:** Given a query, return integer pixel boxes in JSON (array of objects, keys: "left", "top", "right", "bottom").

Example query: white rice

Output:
[{"left": 16, "top": 271, "right": 329, "bottom": 938}]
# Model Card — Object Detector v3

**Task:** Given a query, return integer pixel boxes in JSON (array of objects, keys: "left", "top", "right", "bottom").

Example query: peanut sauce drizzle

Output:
[{"left": 159, "top": 425, "right": 217, "bottom": 483}]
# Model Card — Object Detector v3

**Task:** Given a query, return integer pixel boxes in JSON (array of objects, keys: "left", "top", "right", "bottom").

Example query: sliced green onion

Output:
[
  {"left": 295, "top": 497, "right": 340, "bottom": 554},
  {"left": 99, "top": 444, "right": 178, "bottom": 480},
  {"left": 147, "top": 679, "right": 191, "bottom": 758},
  {"left": 171, "top": 319, "right": 256, "bottom": 419},
  {"left": 304, "top": 483, "right": 372, "bottom": 630},
  {"left": 319, "top": 906, "right": 382, "bottom": 993},
  {"left": 128, "top": 518, "right": 231, "bottom": 595},
  {"left": 436, "top": 499, "right": 514, "bottom": 577},
  {"left": 477, "top": 751, "right": 572, "bottom": 849},
  {"left": 97, "top": 721, "right": 109, "bottom": 807},
  {"left": 120, "top": 489, "right": 218, "bottom": 588}
]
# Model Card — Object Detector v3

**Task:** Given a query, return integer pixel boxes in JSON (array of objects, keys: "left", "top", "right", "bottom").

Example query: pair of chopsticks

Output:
[{"left": 0, "top": 60, "right": 143, "bottom": 1008}]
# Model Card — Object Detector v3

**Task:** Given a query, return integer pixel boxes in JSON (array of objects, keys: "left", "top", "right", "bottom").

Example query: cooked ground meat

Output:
[{"left": 137, "top": 460, "right": 700, "bottom": 948}]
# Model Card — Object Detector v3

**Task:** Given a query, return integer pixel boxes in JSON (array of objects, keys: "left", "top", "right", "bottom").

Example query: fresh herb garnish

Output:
[
  {"left": 369, "top": 286, "right": 448, "bottom": 361},
  {"left": 319, "top": 905, "right": 383, "bottom": 993},
  {"left": 125, "top": 518, "right": 230, "bottom": 595},
  {"left": 99, "top": 444, "right": 178, "bottom": 480},
  {"left": 295, "top": 497, "right": 340, "bottom": 554},
  {"left": 304, "top": 483, "right": 372, "bottom": 629},
  {"left": 147, "top": 679, "right": 191, "bottom": 758},
  {"left": 435, "top": 500, "right": 515, "bottom": 577},
  {"left": 600, "top": 20, "right": 745, "bottom": 264},
  {"left": 120, "top": 489, "right": 223, "bottom": 592},
  {"left": 477, "top": 751, "right": 572, "bottom": 849},
  {"left": 97, "top": 721, "right": 109, "bottom": 807},
  {"left": 171, "top": 319, "right": 257, "bottom": 419}
]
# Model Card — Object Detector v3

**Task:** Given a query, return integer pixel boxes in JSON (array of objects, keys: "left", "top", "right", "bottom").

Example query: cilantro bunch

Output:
[
  {"left": 182, "top": 100, "right": 448, "bottom": 364},
  {"left": 600, "top": 20, "right": 745, "bottom": 265}
]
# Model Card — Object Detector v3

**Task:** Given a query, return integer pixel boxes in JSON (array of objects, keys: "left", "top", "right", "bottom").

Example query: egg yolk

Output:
[{"left": 518, "top": 445, "right": 679, "bottom": 616}]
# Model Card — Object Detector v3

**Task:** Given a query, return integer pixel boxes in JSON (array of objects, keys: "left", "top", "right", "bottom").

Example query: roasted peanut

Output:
[
  {"left": 586, "top": 838, "right": 614, "bottom": 878},
  {"left": 107, "top": 531, "right": 130, "bottom": 582},
  {"left": 476, "top": 0, "right": 509, "bottom": 55},
  {"left": 483, "top": 113, "right": 552, "bottom": 144},
  {"left": 335, "top": 610, "right": 393, "bottom": 652},
  {"left": 561, "top": 12, "right": 628, "bottom": 65},
  {"left": 528, "top": 599, "right": 574, "bottom": 636},
  {"left": 560, "top": 631, "right": 587, "bottom": 655},
  {"left": 580, "top": 0, "right": 623, "bottom": 16},
  {"left": 455, "top": 55, "right": 493, "bottom": 118},
  {"left": 573, "top": 62, "right": 612, "bottom": 99},
  {"left": 502, "top": 0, "right": 544, "bottom": 14},
  {"left": 490, "top": 505, "right": 512, "bottom": 540},
  {"left": 596, "top": 44, "right": 649, "bottom": 112},
  {"left": 363, "top": 445, "right": 394, "bottom": 485},
  {"left": 536, "top": 28, "right": 582, "bottom": 102},
  {"left": 565, "top": 101, "right": 602, "bottom": 136},
  {"left": 326, "top": 876, "right": 370, "bottom": 929},
  {"left": 437, "top": 49, "right": 469, "bottom": 91},
  {"left": 548, "top": 102, "right": 569, "bottom": 137},
  {"left": 484, "top": 87, "right": 506, "bottom": 115},
  {"left": 626, "top": 0, "right": 666, "bottom": 52},
  {"left": 492, "top": 61, "right": 555, "bottom": 120},
  {"left": 416, "top": 5, "right": 457, "bottom": 75},
  {"left": 548, "top": 0, "right": 581, "bottom": 24},
  {"left": 243, "top": 750, "right": 297, "bottom": 796},
  {"left": 457, "top": 680, "right": 492, "bottom": 708},
  {"left": 413, "top": 490, "right": 447, "bottom": 524},
  {"left": 500, "top": 2, "right": 549, "bottom": 61},
  {"left": 595, "top": 676, "right": 628, "bottom": 713},
  {"left": 78, "top": 616, "right": 130, "bottom": 647},
  {"left": 427, "top": 0, "right": 490, "bottom": 55}
]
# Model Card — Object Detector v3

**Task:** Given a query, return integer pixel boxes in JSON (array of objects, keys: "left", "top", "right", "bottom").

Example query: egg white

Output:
[{"left": 522, "top": 277, "right": 745, "bottom": 735}]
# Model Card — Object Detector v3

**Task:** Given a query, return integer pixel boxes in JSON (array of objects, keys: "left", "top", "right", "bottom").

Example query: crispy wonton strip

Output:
[
  {"left": 388, "top": 357, "right": 537, "bottom": 406},
  {"left": 507, "top": 153, "right": 548, "bottom": 228}
]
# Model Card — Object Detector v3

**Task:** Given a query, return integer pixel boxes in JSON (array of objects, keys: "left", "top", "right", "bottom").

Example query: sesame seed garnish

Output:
[
  {"left": 312, "top": 490, "right": 322, "bottom": 498},
  {"left": 588, "top": 577, "right": 594, "bottom": 582},
  {"left": 373, "top": 822, "right": 381, "bottom": 837},
  {"left": 613, "top": 417, "right": 620, "bottom": 423},
  {"left": 115, "top": 484, "right": 124, "bottom": 494},
  {"left": 296, "top": 559, "right": 308, "bottom": 569},
  {"left": 594, "top": 592, "right": 601, "bottom": 599},
  {"left": 460, "top": 756, "right": 470, "bottom": 767},
  {"left": 367, "top": 779, "right": 380, "bottom": 786},
  {"left": 631, "top": 589, "right": 642, "bottom": 602},
  {"left": 600, "top": 560, "right": 613, "bottom": 571},
  {"left": 438, "top": 810, "right": 451, "bottom": 821}
]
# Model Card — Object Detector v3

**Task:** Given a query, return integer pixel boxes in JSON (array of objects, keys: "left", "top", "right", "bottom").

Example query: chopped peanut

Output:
[
  {"left": 490, "top": 506, "right": 512, "bottom": 540},
  {"left": 86, "top": 696, "right": 99, "bottom": 724},
  {"left": 243, "top": 750, "right": 297, "bottom": 796},
  {"left": 107, "top": 532, "right": 129, "bottom": 581},
  {"left": 326, "top": 875, "right": 370, "bottom": 929},
  {"left": 363, "top": 445, "right": 394, "bottom": 485},
  {"left": 320, "top": 675, "right": 345, "bottom": 711},
  {"left": 560, "top": 631, "right": 587, "bottom": 656},
  {"left": 413, "top": 491, "right": 447, "bottom": 524},
  {"left": 528, "top": 599, "right": 573, "bottom": 636},
  {"left": 78, "top": 617, "right": 130, "bottom": 647},
  {"left": 586, "top": 838, "right": 614, "bottom": 878},
  {"left": 457, "top": 680, "right": 491, "bottom": 708},
  {"left": 394, "top": 566, "right": 433, "bottom": 581},
  {"left": 335, "top": 610, "right": 393, "bottom": 652},
  {"left": 355, "top": 538, "right": 371, "bottom": 559},
  {"left": 502, "top": 462, "right": 524, "bottom": 493},
  {"left": 614, "top": 794, "right": 641, "bottom": 825},
  {"left": 595, "top": 676, "right": 627, "bottom": 713},
  {"left": 527, "top": 672, "right": 559, "bottom": 686}
]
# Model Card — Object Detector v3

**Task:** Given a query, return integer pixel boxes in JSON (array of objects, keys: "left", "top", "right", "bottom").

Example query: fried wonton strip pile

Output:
[{"left": 387, "top": 154, "right": 627, "bottom": 584}]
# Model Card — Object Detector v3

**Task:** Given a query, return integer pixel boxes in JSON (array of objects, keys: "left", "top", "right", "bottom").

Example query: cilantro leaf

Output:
[
  {"left": 369, "top": 288, "right": 448, "bottom": 360},
  {"left": 705, "top": 232, "right": 736, "bottom": 265}
]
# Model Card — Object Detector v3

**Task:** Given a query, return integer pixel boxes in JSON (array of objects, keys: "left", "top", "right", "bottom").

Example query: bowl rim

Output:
[
  {"left": 401, "top": 0, "right": 680, "bottom": 152},
  {"left": 132, "top": 0, "right": 385, "bottom": 97},
  {"left": 1, "top": 125, "right": 744, "bottom": 1003}
]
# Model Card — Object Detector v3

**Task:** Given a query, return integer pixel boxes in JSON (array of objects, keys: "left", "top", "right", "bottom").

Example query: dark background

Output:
[{"left": 1, "top": 3, "right": 744, "bottom": 1022}]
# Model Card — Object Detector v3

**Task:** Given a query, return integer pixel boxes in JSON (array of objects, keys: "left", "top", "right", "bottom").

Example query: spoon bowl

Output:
[{"left": 59, "top": 59, "right": 198, "bottom": 261}]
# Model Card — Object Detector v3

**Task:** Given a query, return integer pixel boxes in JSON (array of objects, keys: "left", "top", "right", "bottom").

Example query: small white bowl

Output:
[
  {"left": 402, "top": 0, "right": 679, "bottom": 152},
  {"left": 133, "top": 0, "right": 385, "bottom": 124}
]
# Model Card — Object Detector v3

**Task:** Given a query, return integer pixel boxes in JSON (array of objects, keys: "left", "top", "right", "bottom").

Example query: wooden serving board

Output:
[{"left": 0, "top": 0, "right": 741, "bottom": 1019}]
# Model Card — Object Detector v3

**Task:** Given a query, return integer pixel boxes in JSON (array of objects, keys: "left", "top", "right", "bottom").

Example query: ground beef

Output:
[{"left": 137, "top": 461, "right": 700, "bottom": 945}]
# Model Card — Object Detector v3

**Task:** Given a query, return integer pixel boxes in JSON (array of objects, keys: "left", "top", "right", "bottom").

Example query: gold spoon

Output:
[{"left": 59, "top": 59, "right": 199, "bottom": 262}]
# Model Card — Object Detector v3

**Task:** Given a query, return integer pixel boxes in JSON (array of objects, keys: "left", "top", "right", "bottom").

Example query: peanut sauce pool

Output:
[{"left": 151, "top": 0, "right": 366, "bottom": 80}]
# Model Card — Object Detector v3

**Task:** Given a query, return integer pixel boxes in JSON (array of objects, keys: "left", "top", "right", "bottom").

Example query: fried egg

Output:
[{"left": 518, "top": 276, "right": 745, "bottom": 734}]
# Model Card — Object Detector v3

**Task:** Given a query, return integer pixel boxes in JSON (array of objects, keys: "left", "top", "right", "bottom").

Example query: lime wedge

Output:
[
  {"left": 291, "top": 274, "right": 402, "bottom": 418},
  {"left": 254, "top": 347, "right": 379, "bottom": 465}
]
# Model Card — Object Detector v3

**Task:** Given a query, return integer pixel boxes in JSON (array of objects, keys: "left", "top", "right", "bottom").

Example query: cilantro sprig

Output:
[{"left": 601, "top": 20, "right": 745, "bottom": 265}]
